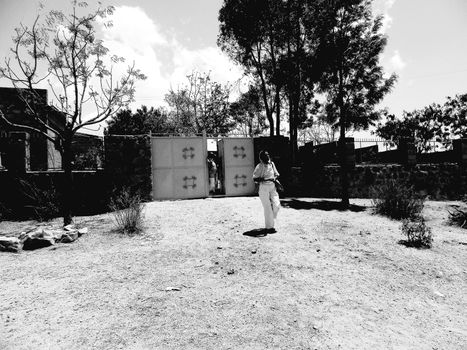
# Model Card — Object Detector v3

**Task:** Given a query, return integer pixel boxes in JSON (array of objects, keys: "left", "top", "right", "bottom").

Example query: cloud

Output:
[
  {"left": 97, "top": 6, "right": 244, "bottom": 109},
  {"left": 390, "top": 50, "right": 407, "bottom": 71},
  {"left": 373, "top": 0, "right": 397, "bottom": 33}
]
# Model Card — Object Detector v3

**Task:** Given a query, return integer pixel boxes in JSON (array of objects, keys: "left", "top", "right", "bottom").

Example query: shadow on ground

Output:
[
  {"left": 243, "top": 228, "right": 269, "bottom": 237},
  {"left": 280, "top": 199, "right": 367, "bottom": 212}
]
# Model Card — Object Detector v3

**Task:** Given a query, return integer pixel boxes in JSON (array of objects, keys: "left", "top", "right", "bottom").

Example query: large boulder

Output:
[
  {"left": 0, "top": 236, "right": 23, "bottom": 253},
  {"left": 22, "top": 229, "right": 55, "bottom": 250}
]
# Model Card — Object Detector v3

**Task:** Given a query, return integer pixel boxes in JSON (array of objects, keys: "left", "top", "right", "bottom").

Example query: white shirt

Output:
[{"left": 253, "top": 162, "right": 279, "bottom": 181}]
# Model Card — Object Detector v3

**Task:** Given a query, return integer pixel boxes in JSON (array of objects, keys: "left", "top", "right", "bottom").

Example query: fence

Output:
[{"left": 299, "top": 138, "right": 465, "bottom": 166}]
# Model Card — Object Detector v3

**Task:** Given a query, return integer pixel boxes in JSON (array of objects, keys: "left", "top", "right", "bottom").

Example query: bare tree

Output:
[{"left": 0, "top": 1, "right": 146, "bottom": 225}]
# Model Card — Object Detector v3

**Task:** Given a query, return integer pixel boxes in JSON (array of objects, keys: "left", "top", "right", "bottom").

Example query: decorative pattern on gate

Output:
[
  {"left": 233, "top": 174, "right": 248, "bottom": 187},
  {"left": 183, "top": 176, "right": 197, "bottom": 189},
  {"left": 233, "top": 146, "right": 246, "bottom": 159},
  {"left": 182, "top": 147, "right": 195, "bottom": 159}
]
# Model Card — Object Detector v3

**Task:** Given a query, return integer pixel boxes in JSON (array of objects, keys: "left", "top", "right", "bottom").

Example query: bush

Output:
[
  {"left": 401, "top": 218, "right": 433, "bottom": 248},
  {"left": 19, "top": 179, "right": 61, "bottom": 221},
  {"left": 0, "top": 201, "right": 10, "bottom": 221},
  {"left": 371, "top": 179, "right": 425, "bottom": 219},
  {"left": 448, "top": 196, "right": 467, "bottom": 228},
  {"left": 109, "top": 188, "right": 144, "bottom": 234}
]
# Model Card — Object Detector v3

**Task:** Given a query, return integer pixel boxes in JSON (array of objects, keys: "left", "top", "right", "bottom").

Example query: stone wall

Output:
[
  {"left": 103, "top": 135, "right": 152, "bottom": 200},
  {"left": 298, "top": 163, "right": 467, "bottom": 200}
]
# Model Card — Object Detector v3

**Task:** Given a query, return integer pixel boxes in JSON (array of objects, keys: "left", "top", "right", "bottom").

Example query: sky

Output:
[{"left": 0, "top": 0, "right": 466, "bottom": 136}]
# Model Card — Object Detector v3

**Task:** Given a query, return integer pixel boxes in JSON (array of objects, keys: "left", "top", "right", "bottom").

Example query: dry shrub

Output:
[
  {"left": 109, "top": 188, "right": 144, "bottom": 234},
  {"left": 19, "top": 178, "right": 60, "bottom": 221},
  {"left": 400, "top": 218, "right": 433, "bottom": 248},
  {"left": 371, "top": 179, "right": 425, "bottom": 220}
]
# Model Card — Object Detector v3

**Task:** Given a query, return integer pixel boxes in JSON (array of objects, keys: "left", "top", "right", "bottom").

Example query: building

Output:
[{"left": 0, "top": 87, "right": 102, "bottom": 172}]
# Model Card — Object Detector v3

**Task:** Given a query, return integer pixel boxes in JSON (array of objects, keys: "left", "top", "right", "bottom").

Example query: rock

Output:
[
  {"left": 251, "top": 250, "right": 257, "bottom": 254},
  {"left": 0, "top": 236, "right": 23, "bottom": 253},
  {"left": 227, "top": 268, "right": 235, "bottom": 275},
  {"left": 23, "top": 236, "right": 54, "bottom": 250},
  {"left": 433, "top": 290, "right": 445, "bottom": 298},
  {"left": 60, "top": 231, "right": 79, "bottom": 243},
  {"left": 77, "top": 227, "right": 88, "bottom": 236},
  {"left": 23, "top": 229, "right": 55, "bottom": 250}
]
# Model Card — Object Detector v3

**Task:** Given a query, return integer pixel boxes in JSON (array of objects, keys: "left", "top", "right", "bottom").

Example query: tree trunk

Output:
[
  {"left": 275, "top": 87, "right": 281, "bottom": 136},
  {"left": 267, "top": 110, "right": 274, "bottom": 136},
  {"left": 337, "top": 66, "right": 349, "bottom": 208},
  {"left": 62, "top": 137, "right": 74, "bottom": 226}
]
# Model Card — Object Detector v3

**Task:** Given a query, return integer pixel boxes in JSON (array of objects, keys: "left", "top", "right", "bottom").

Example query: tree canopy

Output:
[
  {"left": 375, "top": 93, "right": 467, "bottom": 152},
  {"left": 106, "top": 105, "right": 173, "bottom": 135},
  {"left": 164, "top": 71, "right": 234, "bottom": 135}
]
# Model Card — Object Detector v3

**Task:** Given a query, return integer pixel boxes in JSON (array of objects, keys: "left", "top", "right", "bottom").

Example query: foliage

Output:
[
  {"left": 401, "top": 218, "right": 433, "bottom": 248},
  {"left": 317, "top": 1, "right": 397, "bottom": 132},
  {"left": 109, "top": 188, "right": 144, "bottom": 234},
  {"left": 218, "top": 0, "right": 333, "bottom": 142},
  {"left": 74, "top": 144, "right": 103, "bottom": 170},
  {"left": 19, "top": 178, "right": 61, "bottom": 222},
  {"left": 375, "top": 105, "right": 443, "bottom": 153},
  {"left": 0, "top": 1, "right": 145, "bottom": 225},
  {"left": 218, "top": 0, "right": 284, "bottom": 136},
  {"left": 106, "top": 105, "right": 173, "bottom": 135},
  {"left": 164, "top": 71, "right": 234, "bottom": 135},
  {"left": 371, "top": 179, "right": 425, "bottom": 220},
  {"left": 316, "top": 0, "right": 396, "bottom": 207},
  {"left": 448, "top": 196, "right": 467, "bottom": 229},
  {"left": 375, "top": 94, "right": 467, "bottom": 151},
  {"left": 229, "top": 85, "right": 267, "bottom": 136}
]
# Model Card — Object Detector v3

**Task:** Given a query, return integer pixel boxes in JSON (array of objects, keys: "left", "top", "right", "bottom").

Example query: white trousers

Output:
[{"left": 258, "top": 182, "right": 280, "bottom": 229}]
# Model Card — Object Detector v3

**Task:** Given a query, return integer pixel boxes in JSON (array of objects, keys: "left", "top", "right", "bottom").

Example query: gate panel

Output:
[
  {"left": 152, "top": 137, "right": 208, "bottom": 200},
  {"left": 153, "top": 169, "right": 173, "bottom": 199},
  {"left": 220, "top": 138, "right": 255, "bottom": 196},
  {"left": 172, "top": 138, "right": 205, "bottom": 167},
  {"left": 173, "top": 168, "right": 207, "bottom": 198}
]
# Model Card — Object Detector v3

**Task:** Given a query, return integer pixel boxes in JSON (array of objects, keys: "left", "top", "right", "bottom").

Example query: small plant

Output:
[
  {"left": 109, "top": 188, "right": 144, "bottom": 234},
  {"left": 19, "top": 178, "right": 60, "bottom": 221},
  {"left": 400, "top": 217, "right": 433, "bottom": 248},
  {"left": 448, "top": 195, "right": 467, "bottom": 229},
  {"left": 371, "top": 179, "right": 425, "bottom": 219}
]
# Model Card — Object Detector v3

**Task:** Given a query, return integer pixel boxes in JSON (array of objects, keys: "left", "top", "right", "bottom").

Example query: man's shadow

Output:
[{"left": 243, "top": 228, "right": 269, "bottom": 237}]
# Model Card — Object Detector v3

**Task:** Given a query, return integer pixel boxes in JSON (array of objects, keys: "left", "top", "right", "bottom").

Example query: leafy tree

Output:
[
  {"left": 440, "top": 93, "right": 467, "bottom": 139},
  {"left": 229, "top": 85, "right": 267, "bottom": 136},
  {"left": 317, "top": 0, "right": 396, "bottom": 207},
  {"left": 164, "top": 71, "right": 234, "bottom": 135},
  {"left": 375, "top": 107, "right": 442, "bottom": 153},
  {"left": 218, "top": 0, "right": 285, "bottom": 136},
  {"left": 375, "top": 94, "right": 467, "bottom": 151},
  {"left": 106, "top": 105, "right": 173, "bottom": 135},
  {"left": 0, "top": 2, "right": 145, "bottom": 225},
  {"left": 280, "top": 0, "right": 334, "bottom": 162}
]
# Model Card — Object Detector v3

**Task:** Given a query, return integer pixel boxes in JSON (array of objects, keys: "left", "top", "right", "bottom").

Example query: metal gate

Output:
[
  {"left": 151, "top": 137, "right": 208, "bottom": 200},
  {"left": 218, "top": 138, "right": 255, "bottom": 196}
]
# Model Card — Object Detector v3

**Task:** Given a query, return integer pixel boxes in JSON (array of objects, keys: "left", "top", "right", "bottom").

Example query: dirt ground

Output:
[{"left": 1, "top": 197, "right": 467, "bottom": 350}]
